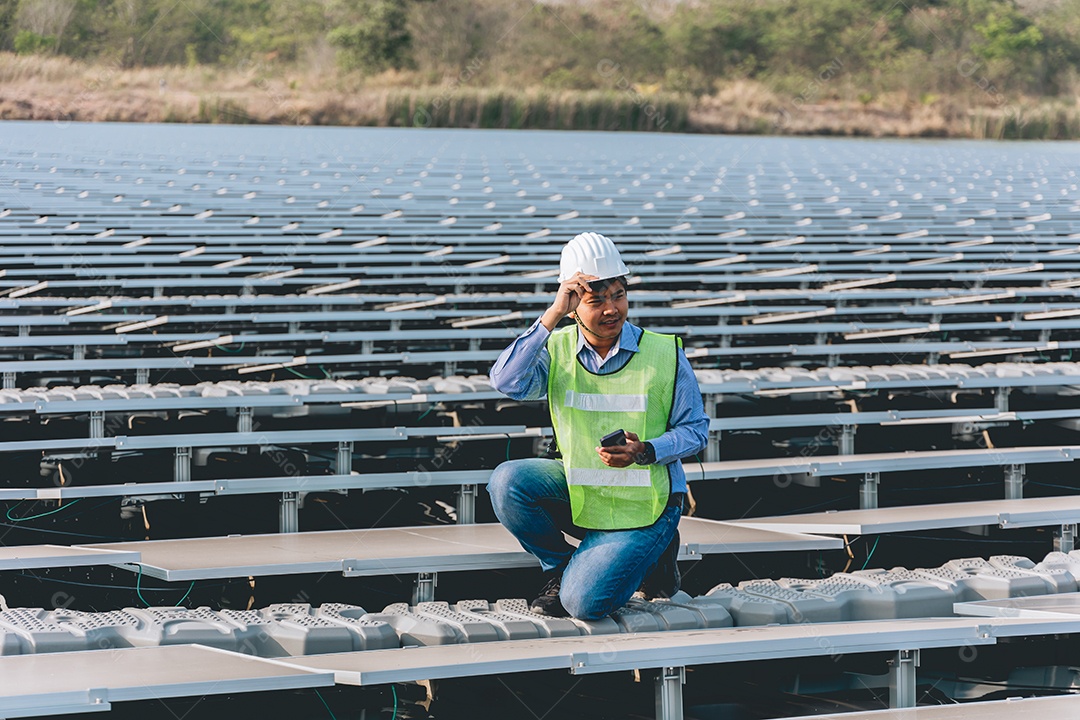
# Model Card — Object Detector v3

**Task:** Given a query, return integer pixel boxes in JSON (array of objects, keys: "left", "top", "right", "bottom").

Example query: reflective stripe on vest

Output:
[
  {"left": 563, "top": 390, "right": 647, "bottom": 413},
  {"left": 547, "top": 326, "right": 679, "bottom": 530}
]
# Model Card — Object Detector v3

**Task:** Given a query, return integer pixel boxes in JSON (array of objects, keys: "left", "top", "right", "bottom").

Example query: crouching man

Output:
[{"left": 488, "top": 232, "right": 708, "bottom": 619}]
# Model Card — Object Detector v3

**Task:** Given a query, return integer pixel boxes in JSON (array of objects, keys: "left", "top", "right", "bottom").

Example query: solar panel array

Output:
[
  {"left": 4, "top": 122, "right": 1080, "bottom": 716},
  {"left": 2, "top": 124, "right": 1080, "bottom": 384}
]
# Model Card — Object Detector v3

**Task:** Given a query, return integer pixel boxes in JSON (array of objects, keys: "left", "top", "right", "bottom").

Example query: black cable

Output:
[
  {"left": 883, "top": 482, "right": 993, "bottom": 492},
  {"left": 898, "top": 534, "right": 1047, "bottom": 544},
  {"left": 0, "top": 521, "right": 130, "bottom": 541},
  {"left": 7, "top": 497, "right": 118, "bottom": 523},
  {"left": 952, "top": 677, "right": 1080, "bottom": 692},
  {"left": 14, "top": 571, "right": 246, "bottom": 593},
  {"left": 1028, "top": 481, "right": 1080, "bottom": 492},
  {"left": 779, "top": 497, "right": 849, "bottom": 515}
]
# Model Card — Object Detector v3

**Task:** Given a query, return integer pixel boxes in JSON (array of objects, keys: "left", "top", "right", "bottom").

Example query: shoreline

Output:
[{"left": 1, "top": 61, "right": 1076, "bottom": 141}]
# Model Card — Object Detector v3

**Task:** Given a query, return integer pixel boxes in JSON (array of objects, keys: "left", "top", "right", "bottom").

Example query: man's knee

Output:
[
  {"left": 559, "top": 582, "right": 624, "bottom": 621},
  {"left": 487, "top": 459, "right": 529, "bottom": 511},
  {"left": 487, "top": 461, "right": 512, "bottom": 511}
]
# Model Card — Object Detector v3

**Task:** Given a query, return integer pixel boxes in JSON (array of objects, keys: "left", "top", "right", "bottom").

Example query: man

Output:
[{"left": 488, "top": 231, "right": 709, "bottom": 620}]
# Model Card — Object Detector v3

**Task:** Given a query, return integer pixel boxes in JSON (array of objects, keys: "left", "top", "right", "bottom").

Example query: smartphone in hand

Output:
[{"left": 600, "top": 429, "right": 627, "bottom": 447}]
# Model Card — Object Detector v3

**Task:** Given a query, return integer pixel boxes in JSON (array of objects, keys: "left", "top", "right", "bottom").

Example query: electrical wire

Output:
[
  {"left": 901, "top": 534, "right": 1046, "bottom": 544},
  {"left": 860, "top": 536, "right": 881, "bottom": 570},
  {"left": 314, "top": 689, "right": 338, "bottom": 720},
  {"left": 135, "top": 564, "right": 150, "bottom": 607},
  {"left": 951, "top": 678, "right": 1080, "bottom": 692},
  {"left": 883, "top": 482, "right": 993, "bottom": 492},
  {"left": 0, "top": 521, "right": 128, "bottom": 541},
  {"left": 6, "top": 498, "right": 83, "bottom": 522},
  {"left": 781, "top": 497, "right": 848, "bottom": 515},
  {"left": 1029, "top": 481, "right": 1080, "bottom": 492},
  {"left": 174, "top": 581, "right": 195, "bottom": 606},
  {"left": 135, "top": 564, "right": 196, "bottom": 607},
  {"left": 15, "top": 572, "right": 244, "bottom": 593},
  {"left": 391, "top": 685, "right": 398, "bottom": 720}
]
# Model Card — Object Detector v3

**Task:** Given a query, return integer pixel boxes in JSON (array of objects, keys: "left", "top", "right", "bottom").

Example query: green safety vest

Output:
[{"left": 547, "top": 326, "right": 679, "bottom": 530}]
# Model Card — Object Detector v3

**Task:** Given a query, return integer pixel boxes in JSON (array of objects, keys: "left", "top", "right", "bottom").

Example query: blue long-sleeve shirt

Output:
[{"left": 490, "top": 318, "right": 709, "bottom": 493}]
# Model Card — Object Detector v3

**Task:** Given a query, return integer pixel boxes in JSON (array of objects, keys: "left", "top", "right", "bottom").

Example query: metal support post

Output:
[
  {"left": 173, "top": 446, "right": 192, "bottom": 483},
  {"left": 655, "top": 666, "right": 685, "bottom": 720},
  {"left": 839, "top": 425, "right": 856, "bottom": 455},
  {"left": 73, "top": 344, "right": 86, "bottom": 361},
  {"left": 703, "top": 395, "right": 719, "bottom": 461},
  {"left": 3, "top": 372, "right": 15, "bottom": 389},
  {"left": 1056, "top": 524, "right": 1077, "bottom": 553},
  {"left": 279, "top": 492, "right": 299, "bottom": 533},
  {"left": 413, "top": 572, "right": 437, "bottom": 604},
  {"left": 18, "top": 325, "right": 28, "bottom": 337},
  {"left": 336, "top": 441, "right": 353, "bottom": 475},
  {"left": 89, "top": 410, "right": 105, "bottom": 439},
  {"left": 995, "top": 388, "right": 1009, "bottom": 412},
  {"left": 1004, "top": 464, "right": 1025, "bottom": 500},
  {"left": 859, "top": 472, "right": 880, "bottom": 510},
  {"left": 444, "top": 361, "right": 457, "bottom": 376},
  {"left": 888, "top": 649, "right": 920, "bottom": 709},
  {"left": 235, "top": 407, "right": 254, "bottom": 454},
  {"left": 926, "top": 352, "right": 939, "bottom": 365},
  {"left": 457, "top": 484, "right": 476, "bottom": 525},
  {"left": 237, "top": 407, "right": 254, "bottom": 434},
  {"left": 135, "top": 367, "right": 150, "bottom": 385}
]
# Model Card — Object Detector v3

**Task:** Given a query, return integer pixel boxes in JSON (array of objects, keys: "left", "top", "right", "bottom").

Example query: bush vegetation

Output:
[{"left": 0, "top": 0, "right": 1077, "bottom": 137}]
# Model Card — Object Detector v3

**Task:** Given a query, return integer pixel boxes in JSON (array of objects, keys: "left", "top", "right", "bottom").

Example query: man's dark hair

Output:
[{"left": 587, "top": 276, "right": 629, "bottom": 294}]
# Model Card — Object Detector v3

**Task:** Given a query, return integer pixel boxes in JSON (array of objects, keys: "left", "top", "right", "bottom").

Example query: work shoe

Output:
[
  {"left": 641, "top": 530, "right": 681, "bottom": 600},
  {"left": 530, "top": 573, "right": 569, "bottom": 617}
]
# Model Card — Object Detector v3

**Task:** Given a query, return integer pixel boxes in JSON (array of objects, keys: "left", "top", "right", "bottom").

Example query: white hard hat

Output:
[{"left": 557, "top": 232, "right": 630, "bottom": 283}]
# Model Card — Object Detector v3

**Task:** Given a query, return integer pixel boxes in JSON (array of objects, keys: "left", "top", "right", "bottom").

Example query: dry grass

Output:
[{"left": 1, "top": 52, "right": 1077, "bottom": 138}]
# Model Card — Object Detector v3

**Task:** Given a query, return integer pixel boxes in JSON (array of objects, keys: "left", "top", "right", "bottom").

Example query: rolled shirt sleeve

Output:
[{"left": 489, "top": 317, "right": 552, "bottom": 401}]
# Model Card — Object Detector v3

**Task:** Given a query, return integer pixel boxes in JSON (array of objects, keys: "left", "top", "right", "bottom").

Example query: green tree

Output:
[
  {"left": 973, "top": 5, "right": 1043, "bottom": 60},
  {"left": 664, "top": 2, "right": 770, "bottom": 78},
  {"left": 329, "top": 0, "right": 412, "bottom": 73},
  {"left": 12, "top": 28, "right": 51, "bottom": 53},
  {"left": 15, "top": 0, "right": 75, "bottom": 53},
  {"left": 0, "top": 0, "right": 18, "bottom": 51}
]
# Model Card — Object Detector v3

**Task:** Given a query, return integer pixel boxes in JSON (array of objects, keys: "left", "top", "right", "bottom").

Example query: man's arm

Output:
[
  {"left": 491, "top": 270, "right": 598, "bottom": 402},
  {"left": 489, "top": 318, "right": 552, "bottom": 401},
  {"left": 645, "top": 350, "right": 709, "bottom": 465}
]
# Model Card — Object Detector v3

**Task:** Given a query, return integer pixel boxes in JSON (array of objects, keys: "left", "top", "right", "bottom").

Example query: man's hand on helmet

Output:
[{"left": 541, "top": 271, "right": 597, "bottom": 331}]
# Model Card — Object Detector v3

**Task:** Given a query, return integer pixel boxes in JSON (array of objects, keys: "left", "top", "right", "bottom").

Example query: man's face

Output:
[{"left": 572, "top": 280, "right": 629, "bottom": 341}]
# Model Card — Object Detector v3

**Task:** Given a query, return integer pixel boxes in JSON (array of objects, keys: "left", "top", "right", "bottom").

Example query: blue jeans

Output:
[{"left": 488, "top": 457, "right": 681, "bottom": 621}]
